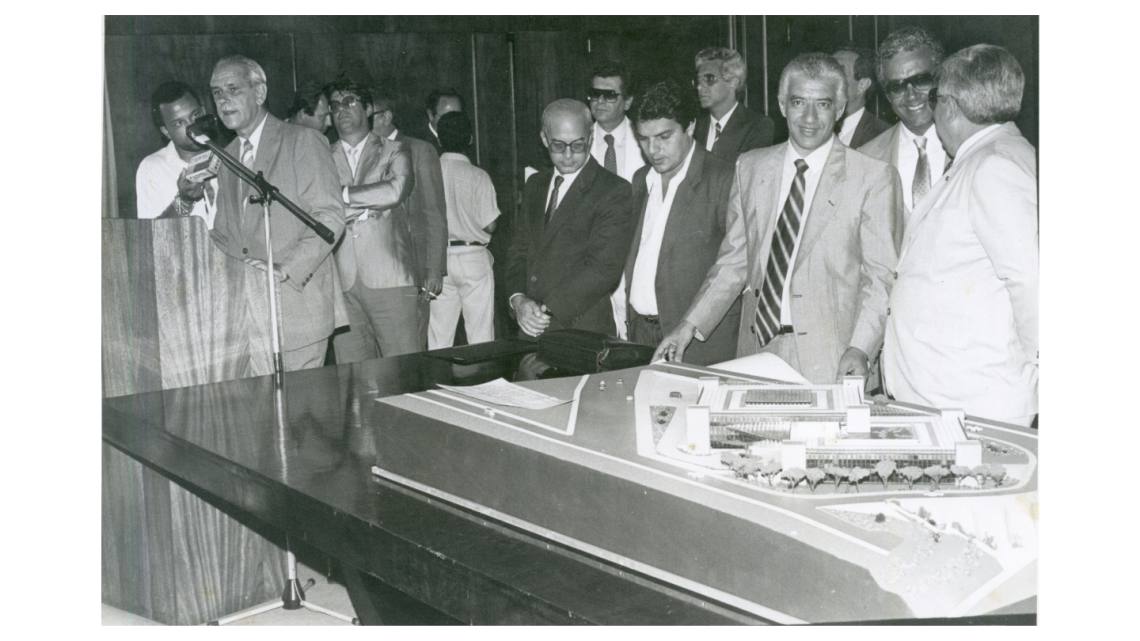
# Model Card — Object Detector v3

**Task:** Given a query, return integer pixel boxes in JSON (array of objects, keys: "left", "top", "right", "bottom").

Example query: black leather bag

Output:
[{"left": 537, "top": 329, "right": 656, "bottom": 373}]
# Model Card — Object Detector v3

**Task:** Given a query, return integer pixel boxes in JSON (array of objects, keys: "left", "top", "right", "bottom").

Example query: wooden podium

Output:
[{"left": 101, "top": 218, "right": 286, "bottom": 624}]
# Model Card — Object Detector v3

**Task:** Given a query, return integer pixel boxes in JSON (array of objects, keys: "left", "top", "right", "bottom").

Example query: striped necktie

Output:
[
  {"left": 545, "top": 175, "right": 564, "bottom": 225},
  {"left": 753, "top": 159, "right": 809, "bottom": 347},
  {"left": 712, "top": 121, "right": 722, "bottom": 149},
  {"left": 240, "top": 139, "right": 254, "bottom": 201},
  {"left": 603, "top": 134, "right": 617, "bottom": 174},
  {"left": 912, "top": 136, "right": 931, "bottom": 205}
]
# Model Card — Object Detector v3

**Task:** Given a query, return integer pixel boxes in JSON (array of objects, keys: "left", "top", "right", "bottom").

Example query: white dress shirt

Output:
[
  {"left": 590, "top": 117, "right": 636, "bottom": 181},
  {"left": 897, "top": 123, "right": 948, "bottom": 211},
  {"left": 544, "top": 163, "right": 584, "bottom": 213},
  {"left": 705, "top": 102, "right": 739, "bottom": 151},
  {"left": 837, "top": 107, "right": 864, "bottom": 146},
  {"left": 135, "top": 140, "right": 217, "bottom": 228},
  {"left": 340, "top": 136, "right": 368, "bottom": 178},
  {"left": 629, "top": 142, "right": 696, "bottom": 316},
  {"left": 777, "top": 136, "right": 835, "bottom": 326}
]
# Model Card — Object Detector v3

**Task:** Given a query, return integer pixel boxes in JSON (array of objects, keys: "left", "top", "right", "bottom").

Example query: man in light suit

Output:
[
  {"left": 883, "top": 45, "right": 1038, "bottom": 426},
  {"left": 326, "top": 78, "right": 418, "bottom": 362},
  {"left": 692, "top": 47, "right": 775, "bottom": 165},
  {"left": 624, "top": 79, "right": 739, "bottom": 366},
  {"left": 587, "top": 59, "right": 646, "bottom": 340},
  {"left": 208, "top": 55, "right": 345, "bottom": 371},
  {"left": 655, "top": 53, "right": 902, "bottom": 385},
  {"left": 505, "top": 99, "right": 634, "bottom": 338},
  {"left": 371, "top": 89, "right": 448, "bottom": 350},
  {"left": 859, "top": 27, "right": 949, "bottom": 226},
  {"left": 832, "top": 46, "right": 890, "bottom": 150}
]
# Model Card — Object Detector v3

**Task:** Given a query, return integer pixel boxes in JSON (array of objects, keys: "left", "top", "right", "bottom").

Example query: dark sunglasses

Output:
[
  {"left": 883, "top": 72, "right": 935, "bottom": 98},
  {"left": 692, "top": 73, "right": 723, "bottom": 88},
  {"left": 329, "top": 95, "right": 363, "bottom": 113},
  {"left": 548, "top": 138, "right": 589, "bottom": 154},
  {"left": 587, "top": 88, "right": 622, "bottom": 103}
]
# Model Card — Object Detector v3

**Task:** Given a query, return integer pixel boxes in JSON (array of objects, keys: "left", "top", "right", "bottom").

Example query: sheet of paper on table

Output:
[{"left": 436, "top": 378, "right": 571, "bottom": 410}]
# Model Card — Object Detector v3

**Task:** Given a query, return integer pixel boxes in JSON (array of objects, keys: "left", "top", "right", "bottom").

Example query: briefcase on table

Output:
[{"left": 537, "top": 329, "right": 656, "bottom": 373}]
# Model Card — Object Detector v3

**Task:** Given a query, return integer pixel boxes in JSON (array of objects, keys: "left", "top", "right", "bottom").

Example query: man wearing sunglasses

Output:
[
  {"left": 587, "top": 60, "right": 646, "bottom": 340},
  {"left": 692, "top": 47, "right": 774, "bottom": 165},
  {"left": 325, "top": 78, "right": 419, "bottom": 362},
  {"left": 505, "top": 99, "right": 633, "bottom": 339},
  {"left": 208, "top": 55, "right": 346, "bottom": 371},
  {"left": 860, "top": 27, "right": 949, "bottom": 224}
]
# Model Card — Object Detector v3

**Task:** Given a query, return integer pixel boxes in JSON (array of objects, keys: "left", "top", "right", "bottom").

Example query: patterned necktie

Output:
[
  {"left": 347, "top": 145, "right": 361, "bottom": 178},
  {"left": 241, "top": 139, "right": 254, "bottom": 169},
  {"left": 545, "top": 175, "right": 564, "bottom": 225},
  {"left": 753, "top": 159, "right": 809, "bottom": 347},
  {"left": 912, "top": 136, "right": 931, "bottom": 205},
  {"left": 603, "top": 134, "right": 617, "bottom": 174},
  {"left": 712, "top": 122, "right": 722, "bottom": 149}
]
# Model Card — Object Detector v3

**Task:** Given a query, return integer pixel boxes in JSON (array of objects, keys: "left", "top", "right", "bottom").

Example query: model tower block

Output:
[{"left": 682, "top": 376, "right": 974, "bottom": 470}]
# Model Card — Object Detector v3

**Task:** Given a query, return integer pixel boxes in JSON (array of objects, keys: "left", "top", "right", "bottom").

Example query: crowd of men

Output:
[{"left": 135, "top": 26, "right": 1038, "bottom": 426}]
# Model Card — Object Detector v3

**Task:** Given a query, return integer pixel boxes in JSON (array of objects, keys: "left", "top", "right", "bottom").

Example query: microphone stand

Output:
[{"left": 190, "top": 116, "right": 356, "bottom": 626}]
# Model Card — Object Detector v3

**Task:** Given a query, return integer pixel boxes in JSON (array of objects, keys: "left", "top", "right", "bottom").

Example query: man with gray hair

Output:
[
  {"left": 655, "top": 53, "right": 902, "bottom": 385},
  {"left": 692, "top": 47, "right": 774, "bottom": 165},
  {"left": 859, "top": 26, "right": 950, "bottom": 223},
  {"left": 505, "top": 99, "right": 633, "bottom": 338},
  {"left": 883, "top": 45, "right": 1038, "bottom": 426},
  {"left": 207, "top": 54, "right": 346, "bottom": 371}
]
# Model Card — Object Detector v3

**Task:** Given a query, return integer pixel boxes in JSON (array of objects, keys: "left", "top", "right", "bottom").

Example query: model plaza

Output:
[{"left": 682, "top": 376, "right": 982, "bottom": 471}]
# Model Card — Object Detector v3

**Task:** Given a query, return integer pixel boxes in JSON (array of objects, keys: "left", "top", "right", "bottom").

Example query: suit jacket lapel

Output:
[
  {"left": 331, "top": 142, "right": 352, "bottom": 186},
  {"left": 659, "top": 146, "right": 703, "bottom": 263},
  {"left": 794, "top": 141, "right": 845, "bottom": 270},
  {"left": 624, "top": 172, "right": 650, "bottom": 294},
  {"left": 851, "top": 110, "right": 873, "bottom": 148},
  {"left": 539, "top": 159, "right": 596, "bottom": 250},
  {"left": 354, "top": 133, "right": 384, "bottom": 186}
]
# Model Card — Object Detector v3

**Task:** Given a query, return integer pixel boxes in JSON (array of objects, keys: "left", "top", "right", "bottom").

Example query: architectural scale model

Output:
[{"left": 682, "top": 376, "right": 981, "bottom": 470}]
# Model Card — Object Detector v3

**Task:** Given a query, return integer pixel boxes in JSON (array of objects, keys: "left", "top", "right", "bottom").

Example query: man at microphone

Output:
[{"left": 206, "top": 54, "right": 346, "bottom": 371}]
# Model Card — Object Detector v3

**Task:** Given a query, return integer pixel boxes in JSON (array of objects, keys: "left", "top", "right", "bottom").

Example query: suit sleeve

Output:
[
  {"left": 847, "top": 162, "right": 902, "bottom": 358},
  {"left": 542, "top": 179, "right": 634, "bottom": 323},
  {"left": 504, "top": 176, "right": 537, "bottom": 304},
  {"left": 683, "top": 163, "right": 749, "bottom": 337},
  {"left": 411, "top": 142, "right": 449, "bottom": 278},
  {"left": 969, "top": 153, "right": 1039, "bottom": 365},
  {"left": 743, "top": 116, "right": 775, "bottom": 151},
  {"left": 278, "top": 128, "right": 346, "bottom": 292},
  {"left": 347, "top": 144, "right": 414, "bottom": 211}
]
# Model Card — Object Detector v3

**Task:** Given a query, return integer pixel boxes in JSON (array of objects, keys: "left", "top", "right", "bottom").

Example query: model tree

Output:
[
  {"left": 805, "top": 467, "right": 827, "bottom": 492},
  {"left": 759, "top": 460, "right": 783, "bottom": 487},
  {"left": 924, "top": 465, "right": 948, "bottom": 491},
  {"left": 972, "top": 465, "right": 991, "bottom": 487},
  {"left": 875, "top": 459, "right": 897, "bottom": 489},
  {"left": 848, "top": 466, "right": 870, "bottom": 492},
  {"left": 950, "top": 464, "right": 972, "bottom": 488},
  {"left": 826, "top": 464, "right": 846, "bottom": 490},
  {"left": 781, "top": 467, "right": 807, "bottom": 491},
  {"left": 987, "top": 463, "right": 1007, "bottom": 486},
  {"left": 901, "top": 465, "right": 926, "bottom": 490}
]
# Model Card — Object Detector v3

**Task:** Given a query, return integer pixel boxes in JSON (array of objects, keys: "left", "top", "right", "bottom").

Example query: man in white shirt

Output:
[
  {"left": 429, "top": 111, "right": 501, "bottom": 349},
  {"left": 883, "top": 45, "right": 1038, "bottom": 426},
  {"left": 859, "top": 27, "right": 950, "bottom": 221},
  {"left": 586, "top": 60, "right": 646, "bottom": 339},
  {"left": 832, "top": 46, "right": 890, "bottom": 150},
  {"left": 135, "top": 81, "right": 217, "bottom": 227}
]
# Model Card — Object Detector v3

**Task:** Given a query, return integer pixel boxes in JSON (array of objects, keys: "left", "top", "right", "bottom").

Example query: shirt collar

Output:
[
  {"left": 843, "top": 106, "right": 865, "bottom": 127},
  {"left": 386, "top": 128, "right": 398, "bottom": 141},
  {"left": 712, "top": 102, "right": 739, "bottom": 128},
  {"left": 595, "top": 117, "right": 628, "bottom": 141},
  {"left": 441, "top": 152, "right": 470, "bottom": 163},
  {"left": 428, "top": 122, "right": 439, "bottom": 139},
  {"left": 240, "top": 112, "right": 268, "bottom": 152},
  {"left": 646, "top": 140, "right": 696, "bottom": 197},
  {"left": 900, "top": 121, "right": 936, "bottom": 145},
  {"left": 785, "top": 133, "right": 835, "bottom": 167},
  {"left": 954, "top": 123, "right": 1002, "bottom": 161},
  {"left": 340, "top": 134, "right": 370, "bottom": 157}
]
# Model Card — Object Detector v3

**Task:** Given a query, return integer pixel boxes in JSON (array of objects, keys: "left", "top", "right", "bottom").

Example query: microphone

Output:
[{"left": 187, "top": 114, "right": 221, "bottom": 142}]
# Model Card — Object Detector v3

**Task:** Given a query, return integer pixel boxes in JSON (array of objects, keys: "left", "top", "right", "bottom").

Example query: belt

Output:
[
  {"left": 776, "top": 325, "right": 794, "bottom": 335},
  {"left": 449, "top": 240, "right": 485, "bottom": 247},
  {"left": 637, "top": 314, "right": 660, "bottom": 324}
]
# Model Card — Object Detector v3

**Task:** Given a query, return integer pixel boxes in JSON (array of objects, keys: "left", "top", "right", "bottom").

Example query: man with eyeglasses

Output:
[
  {"left": 587, "top": 60, "right": 646, "bottom": 340},
  {"left": 324, "top": 78, "right": 419, "bottom": 362},
  {"left": 372, "top": 88, "right": 449, "bottom": 351},
  {"left": 136, "top": 80, "right": 218, "bottom": 227},
  {"left": 207, "top": 55, "right": 346, "bottom": 371},
  {"left": 692, "top": 47, "right": 774, "bottom": 165},
  {"left": 505, "top": 99, "right": 633, "bottom": 338},
  {"left": 860, "top": 27, "right": 949, "bottom": 224},
  {"left": 654, "top": 54, "right": 901, "bottom": 386},
  {"left": 883, "top": 45, "right": 1038, "bottom": 427}
]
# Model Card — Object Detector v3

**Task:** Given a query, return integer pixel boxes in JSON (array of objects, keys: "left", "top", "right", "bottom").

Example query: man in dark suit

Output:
[
  {"left": 624, "top": 79, "right": 739, "bottom": 366},
  {"left": 371, "top": 90, "right": 449, "bottom": 349},
  {"left": 692, "top": 47, "right": 774, "bottom": 165},
  {"left": 832, "top": 46, "right": 890, "bottom": 150},
  {"left": 326, "top": 78, "right": 418, "bottom": 361},
  {"left": 207, "top": 55, "right": 346, "bottom": 371},
  {"left": 424, "top": 88, "right": 464, "bottom": 155},
  {"left": 505, "top": 99, "right": 634, "bottom": 338}
]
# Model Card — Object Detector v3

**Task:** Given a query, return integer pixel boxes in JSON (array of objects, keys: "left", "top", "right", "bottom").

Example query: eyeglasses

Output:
[
  {"left": 693, "top": 73, "right": 724, "bottom": 88},
  {"left": 927, "top": 87, "right": 950, "bottom": 108},
  {"left": 548, "top": 138, "right": 589, "bottom": 154},
  {"left": 587, "top": 88, "right": 622, "bottom": 103},
  {"left": 883, "top": 72, "right": 935, "bottom": 98},
  {"left": 329, "top": 95, "right": 363, "bottom": 113}
]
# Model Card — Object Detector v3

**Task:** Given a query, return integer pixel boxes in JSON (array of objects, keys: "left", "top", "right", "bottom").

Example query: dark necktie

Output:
[
  {"left": 603, "top": 134, "right": 617, "bottom": 174},
  {"left": 712, "top": 121, "right": 722, "bottom": 149},
  {"left": 753, "top": 159, "right": 809, "bottom": 346},
  {"left": 913, "top": 136, "right": 931, "bottom": 205},
  {"left": 545, "top": 175, "right": 564, "bottom": 225}
]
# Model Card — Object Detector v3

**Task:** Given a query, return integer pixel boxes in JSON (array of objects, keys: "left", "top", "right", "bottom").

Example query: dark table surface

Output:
[{"left": 102, "top": 341, "right": 1034, "bottom": 625}]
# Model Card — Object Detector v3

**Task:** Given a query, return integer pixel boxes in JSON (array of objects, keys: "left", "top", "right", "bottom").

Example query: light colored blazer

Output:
[
  {"left": 591, "top": 117, "right": 646, "bottom": 182},
  {"left": 684, "top": 139, "right": 902, "bottom": 384},
  {"left": 882, "top": 122, "right": 1038, "bottom": 421},
  {"left": 210, "top": 113, "right": 346, "bottom": 350},
  {"left": 331, "top": 132, "right": 416, "bottom": 291}
]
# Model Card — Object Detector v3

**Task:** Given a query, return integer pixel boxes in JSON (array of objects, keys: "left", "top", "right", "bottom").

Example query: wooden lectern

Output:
[{"left": 101, "top": 218, "right": 287, "bottom": 624}]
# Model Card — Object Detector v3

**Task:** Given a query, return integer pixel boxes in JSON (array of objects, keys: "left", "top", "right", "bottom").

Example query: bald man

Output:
[{"left": 505, "top": 99, "right": 634, "bottom": 338}]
